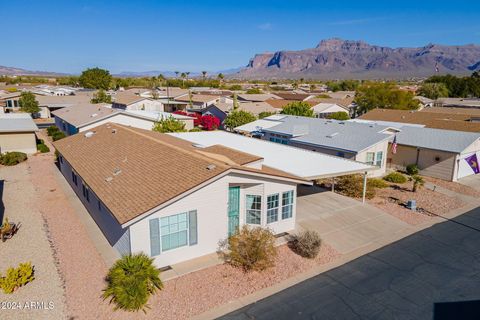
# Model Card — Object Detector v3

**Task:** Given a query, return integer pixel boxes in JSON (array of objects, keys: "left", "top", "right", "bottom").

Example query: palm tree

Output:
[
  {"left": 103, "top": 253, "right": 163, "bottom": 313},
  {"left": 174, "top": 71, "right": 179, "bottom": 78},
  {"left": 185, "top": 71, "right": 190, "bottom": 80},
  {"left": 410, "top": 175, "right": 425, "bottom": 192},
  {"left": 218, "top": 73, "right": 224, "bottom": 83},
  {"left": 180, "top": 72, "right": 187, "bottom": 87},
  {"left": 201, "top": 71, "right": 207, "bottom": 80}
]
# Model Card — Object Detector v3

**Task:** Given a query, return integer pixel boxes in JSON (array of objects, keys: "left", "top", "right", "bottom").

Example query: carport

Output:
[{"left": 170, "top": 131, "right": 376, "bottom": 202}]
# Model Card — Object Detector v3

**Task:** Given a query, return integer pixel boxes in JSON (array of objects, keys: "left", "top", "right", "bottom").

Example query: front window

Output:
[
  {"left": 282, "top": 191, "right": 294, "bottom": 219},
  {"left": 366, "top": 152, "right": 375, "bottom": 165},
  {"left": 267, "top": 194, "right": 279, "bottom": 223},
  {"left": 160, "top": 213, "right": 188, "bottom": 251},
  {"left": 375, "top": 151, "right": 383, "bottom": 167},
  {"left": 246, "top": 195, "right": 262, "bottom": 224}
]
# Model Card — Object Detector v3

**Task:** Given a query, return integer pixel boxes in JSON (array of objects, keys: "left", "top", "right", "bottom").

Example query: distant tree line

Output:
[{"left": 422, "top": 72, "right": 480, "bottom": 98}]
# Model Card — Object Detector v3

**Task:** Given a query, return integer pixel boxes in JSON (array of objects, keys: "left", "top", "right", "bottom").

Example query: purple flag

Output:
[{"left": 465, "top": 154, "right": 480, "bottom": 174}]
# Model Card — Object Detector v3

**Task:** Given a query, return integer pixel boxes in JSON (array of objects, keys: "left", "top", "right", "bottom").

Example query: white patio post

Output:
[{"left": 362, "top": 172, "right": 367, "bottom": 204}]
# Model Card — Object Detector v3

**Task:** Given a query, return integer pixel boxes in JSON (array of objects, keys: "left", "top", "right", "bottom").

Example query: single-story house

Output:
[
  {"left": 237, "top": 93, "right": 282, "bottom": 102},
  {"left": 311, "top": 103, "right": 349, "bottom": 118},
  {"left": 174, "top": 94, "right": 221, "bottom": 110},
  {"left": 272, "top": 93, "right": 316, "bottom": 101},
  {"left": 387, "top": 126, "right": 480, "bottom": 181},
  {"left": 234, "top": 115, "right": 394, "bottom": 177},
  {"left": 52, "top": 104, "right": 195, "bottom": 135},
  {"left": 0, "top": 113, "right": 38, "bottom": 154},
  {"left": 112, "top": 92, "right": 165, "bottom": 112},
  {"left": 53, "top": 124, "right": 311, "bottom": 268}
]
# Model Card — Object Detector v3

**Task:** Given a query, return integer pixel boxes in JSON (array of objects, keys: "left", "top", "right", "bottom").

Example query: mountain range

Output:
[{"left": 236, "top": 38, "right": 480, "bottom": 79}]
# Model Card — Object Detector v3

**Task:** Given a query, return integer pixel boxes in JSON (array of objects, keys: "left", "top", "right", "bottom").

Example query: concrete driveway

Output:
[
  {"left": 458, "top": 174, "right": 480, "bottom": 191},
  {"left": 296, "top": 186, "right": 409, "bottom": 254}
]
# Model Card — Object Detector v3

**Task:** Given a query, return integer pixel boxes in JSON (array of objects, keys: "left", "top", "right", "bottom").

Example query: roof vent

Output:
[
  {"left": 113, "top": 168, "right": 122, "bottom": 176},
  {"left": 112, "top": 129, "right": 117, "bottom": 134},
  {"left": 105, "top": 176, "right": 113, "bottom": 182},
  {"left": 91, "top": 113, "right": 98, "bottom": 117},
  {"left": 84, "top": 131, "right": 95, "bottom": 138},
  {"left": 206, "top": 164, "right": 216, "bottom": 171},
  {"left": 327, "top": 132, "right": 339, "bottom": 138}
]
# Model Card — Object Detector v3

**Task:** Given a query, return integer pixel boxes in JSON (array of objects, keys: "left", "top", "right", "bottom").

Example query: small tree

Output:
[
  {"left": 417, "top": 83, "right": 449, "bottom": 100},
  {"left": 326, "top": 111, "right": 350, "bottom": 121},
  {"left": 223, "top": 110, "right": 256, "bottom": 131},
  {"left": 102, "top": 253, "right": 162, "bottom": 313},
  {"left": 218, "top": 226, "right": 277, "bottom": 272},
  {"left": 410, "top": 175, "right": 425, "bottom": 192},
  {"left": 281, "top": 101, "right": 314, "bottom": 117},
  {"left": 152, "top": 117, "right": 186, "bottom": 133},
  {"left": 19, "top": 92, "right": 40, "bottom": 115},
  {"left": 246, "top": 88, "right": 262, "bottom": 94},
  {"left": 258, "top": 111, "right": 275, "bottom": 119},
  {"left": 91, "top": 89, "right": 112, "bottom": 104},
  {"left": 289, "top": 230, "right": 322, "bottom": 259}
]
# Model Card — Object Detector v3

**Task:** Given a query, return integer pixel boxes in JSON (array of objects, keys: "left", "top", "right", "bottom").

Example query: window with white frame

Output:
[
  {"left": 160, "top": 213, "right": 188, "bottom": 251},
  {"left": 282, "top": 190, "right": 294, "bottom": 219},
  {"left": 246, "top": 195, "right": 262, "bottom": 224},
  {"left": 375, "top": 151, "right": 383, "bottom": 167},
  {"left": 267, "top": 194, "right": 279, "bottom": 223},
  {"left": 366, "top": 152, "right": 375, "bottom": 165}
]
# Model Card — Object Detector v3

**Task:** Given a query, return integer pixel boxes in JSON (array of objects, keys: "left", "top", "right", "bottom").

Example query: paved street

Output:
[{"left": 221, "top": 206, "right": 480, "bottom": 320}]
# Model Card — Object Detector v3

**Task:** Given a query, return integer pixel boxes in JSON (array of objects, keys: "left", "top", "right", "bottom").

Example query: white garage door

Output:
[{"left": 457, "top": 151, "right": 480, "bottom": 180}]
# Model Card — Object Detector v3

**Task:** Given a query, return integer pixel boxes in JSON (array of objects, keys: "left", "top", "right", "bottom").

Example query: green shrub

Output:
[
  {"left": 189, "top": 127, "right": 202, "bottom": 132},
  {"left": 0, "top": 152, "right": 27, "bottom": 166},
  {"left": 406, "top": 164, "right": 419, "bottom": 176},
  {"left": 52, "top": 131, "right": 66, "bottom": 141},
  {"left": 37, "top": 143, "right": 50, "bottom": 153},
  {"left": 367, "top": 178, "right": 389, "bottom": 189},
  {"left": 218, "top": 225, "right": 277, "bottom": 272},
  {"left": 102, "top": 253, "right": 163, "bottom": 313},
  {"left": 335, "top": 175, "right": 376, "bottom": 199},
  {"left": 0, "top": 262, "right": 35, "bottom": 294},
  {"left": 383, "top": 172, "right": 407, "bottom": 184},
  {"left": 46, "top": 125, "right": 59, "bottom": 136},
  {"left": 289, "top": 230, "right": 322, "bottom": 259},
  {"left": 410, "top": 175, "right": 425, "bottom": 192}
]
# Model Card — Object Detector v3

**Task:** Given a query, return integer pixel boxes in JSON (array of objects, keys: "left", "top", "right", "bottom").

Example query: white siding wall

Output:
[
  {"left": 129, "top": 172, "right": 297, "bottom": 268},
  {"left": 126, "top": 100, "right": 165, "bottom": 112},
  {"left": 355, "top": 140, "right": 389, "bottom": 177}
]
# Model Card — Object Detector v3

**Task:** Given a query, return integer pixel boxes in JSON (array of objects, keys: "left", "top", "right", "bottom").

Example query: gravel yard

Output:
[
  {"left": 0, "top": 159, "right": 66, "bottom": 320},
  {"left": 423, "top": 176, "right": 480, "bottom": 198},
  {"left": 368, "top": 180, "right": 465, "bottom": 225}
]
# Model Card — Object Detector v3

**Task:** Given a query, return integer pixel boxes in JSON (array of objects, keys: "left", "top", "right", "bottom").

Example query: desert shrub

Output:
[
  {"left": 383, "top": 172, "right": 407, "bottom": 184},
  {"left": 0, "top": 262, "right": 35, "bottom": 294},
  {"left": 37, "top": 142, "right": 50, "bottom": 153},
  {"left": 0, "top": 152, "right": 27, "bottom": 166},
  {"left": 335, "top": 175, "right": 375, "bottom": 199},
  {"left": 218, "top": 225, "right": 277, "bottom": 272},
  {"left": 189, "top": 127, "right": 202, "bottom": 132},
  {"left": 410, "top": 175, "right": 425, "bottom": 192},
  {"left": 367, "top": 178, "right": 388, "bottom": 189},
  {"left": 289, "top": 230, "right": 322, "bottom": 259},
  {"left": 406, "top": 164, "right": 419, "bottom": 176},
  {"left": 102, "top": 253, "right": 162, "bottom": 313},
  {"left": 52, "top": 131, "right": 66, "bottom": 141},
  {"left": 46, "top": 125, "right": 59, "bottom": 136}
]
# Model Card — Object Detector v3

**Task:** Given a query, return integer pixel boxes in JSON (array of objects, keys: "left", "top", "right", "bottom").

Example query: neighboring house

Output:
[
  {"left": 175, "top": 94, "right": 221, "bottom": 110},
  {"left": 112, "top": 92, "right": 165, "bottom": 112},
  {"left": 434, "top": 98, "right": 480, "bottom": 109},
  {"left": 53, "top": 124, "right": 309, "bottom": 268},
  {"left": 311, "top": 103, "right": 349, "bottom": 118},
  {"left": 200, "top": 105, "right": 229, "bottom": 125},
  {"left": 273, "top": 93, "right": 316, "bottom": 101},
  {"left": 0, "top": 113, "right": 38, "bottom": 154},
  {"left": 234, "top": 115, "right": 393, "bottom": 177},
  {"left": 359, "top": 108, "right": 480, "bottom": 133},
  {"left": 387, "top": 126, "right": 480, "bottom": 181},
  {"left": 237, "top": 93, "right": 282, "bottom": 102},
  {"left": 237, "top": 102, "right": 278, "bottom": 116},
  {"left": 414, "top": 96, "right": 434, "bottom": 109},
  {"left": 52, "top": 104, "right": 194, "bottom": 135}
]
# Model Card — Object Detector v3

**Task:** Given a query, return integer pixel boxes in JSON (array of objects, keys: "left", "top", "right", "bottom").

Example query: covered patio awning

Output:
[{"left": 169, "top": 131, "right": 376, "bottom": 180}]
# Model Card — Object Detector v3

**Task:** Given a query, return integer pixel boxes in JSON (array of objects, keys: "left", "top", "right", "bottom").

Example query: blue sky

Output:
[{"left": 1, "top": 0, "right": 479, "bottom": 74}]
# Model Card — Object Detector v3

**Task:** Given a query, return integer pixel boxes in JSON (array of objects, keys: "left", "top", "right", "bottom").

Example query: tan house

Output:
[{"left": 0, "top": 113, "right": 38, "bottom": 154}]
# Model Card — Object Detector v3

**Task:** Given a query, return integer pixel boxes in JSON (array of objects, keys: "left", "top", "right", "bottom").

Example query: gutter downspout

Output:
[{"left": 362, "top": 171, "right": 368, "bottom": 204}]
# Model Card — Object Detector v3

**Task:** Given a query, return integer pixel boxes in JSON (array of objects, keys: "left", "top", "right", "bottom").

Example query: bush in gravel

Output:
[
  {"left": 0, "top": 152, "right": 27, "bottom": 166},
  {"left": 46, "top": 125, "right": 59, "bottom": 136},
  {"left": 367, "top": 178, "right": 389, "bottom": 189},
  {"left": 37, "top": 141, "right": 50, "bottom": 153},
  {"left": 289, "top": 230, "right": 322, "bottom": 259},
  {"left": 0, "top": 262, "right": 35, "bottom": 294},
  {"left": 52, "top": 131, "right": 66, "bottom": 141},
  {"left": 103, "top": 253, "right": 162, "bottom": 313},
  {"left": 335, "top": 175, "right": 375, "bottom": 199},
  {"left": 383, "top": 172, "right": 407, "bottom": 184},
  {"left": 218, "top": 225, "right": 277, "bottom": 272},
  {"left": 406, "top": 164, "right": 419, "bottom": 176}
]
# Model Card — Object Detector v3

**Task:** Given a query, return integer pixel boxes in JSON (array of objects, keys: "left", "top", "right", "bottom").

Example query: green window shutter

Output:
[
  {"left": 189, "top": 210, "right": 198, "bottom": 245},
  {"left": 149, "top": 218, "right": 161, "bottom": 256}
]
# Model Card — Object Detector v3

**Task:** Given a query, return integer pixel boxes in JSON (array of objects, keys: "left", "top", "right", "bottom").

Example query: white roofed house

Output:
[
  {"left": 311, "top": 102, "right": 350, "bottom": 118},
  {"left": 234, "top": 115, "right": 393, "bottom": 177},
  {"left": 0, "top": 113, "right": 39, "bottom": 154}
]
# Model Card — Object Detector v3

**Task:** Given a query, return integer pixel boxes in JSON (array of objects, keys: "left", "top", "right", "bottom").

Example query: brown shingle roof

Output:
[
  {"left": 273, "top": 93, "right": 313, "bottom": 101},
  {"left": 359, "top": 108, "right": 480, "bottom": 133},
  {"left": 265, "top": 99, "right": 317, "bottom": 109},
  {"left": 51, "top": 104, "right": 118, "bottom": 127},
  {"left": 53, "top": 124, "right": 304, "bottom": 225},
  {"left": 112, "top": 92, "right": 149, "bottom": 105}
]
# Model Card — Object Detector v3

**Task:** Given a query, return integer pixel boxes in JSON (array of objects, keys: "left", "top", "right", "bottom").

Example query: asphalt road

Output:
[{"left": 221, "top": 207, "right": 480, "bottom": 320}]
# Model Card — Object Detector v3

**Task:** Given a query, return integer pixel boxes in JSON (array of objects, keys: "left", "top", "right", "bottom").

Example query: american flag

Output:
[{"left": 392, "top": 135, "right": 398, "bottom": 154}]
